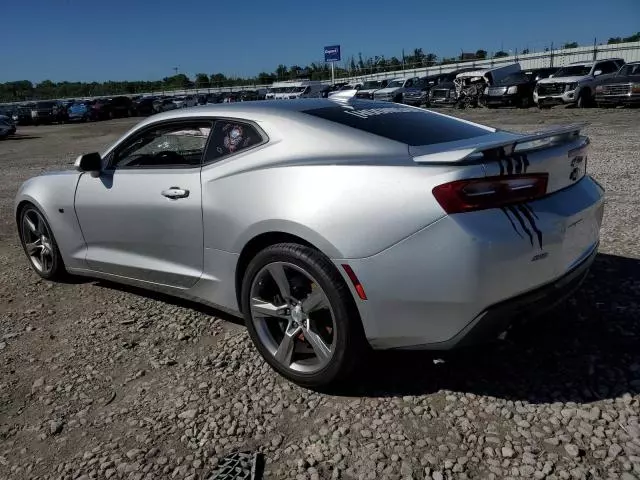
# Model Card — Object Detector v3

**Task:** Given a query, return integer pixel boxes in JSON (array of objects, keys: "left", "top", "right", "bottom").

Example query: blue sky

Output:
[{"left": 3, "top": 0, "right": 639, "bottom": 83}]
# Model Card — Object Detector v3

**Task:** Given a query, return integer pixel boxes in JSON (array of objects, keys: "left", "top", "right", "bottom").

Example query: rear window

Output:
[{"left": 303, "top": 102, "right": 491, "bottom": 146}]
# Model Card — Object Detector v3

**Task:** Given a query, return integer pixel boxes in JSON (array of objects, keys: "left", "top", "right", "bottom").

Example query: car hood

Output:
[
  {"left": 538, "top": 75, "right": 588, "bottom": 84},
  {"left": 431, "top": 82, "right": 454, "bottom": 90},
  {"left": 375, "top": 87, "right": 401, "bottom": 94},
  {"left": 603, "top": 75, "right": 640, "bottom": 84}
]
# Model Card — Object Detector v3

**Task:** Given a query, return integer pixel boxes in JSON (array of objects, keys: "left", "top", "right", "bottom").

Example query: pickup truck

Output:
[{"left": 534, "top": 58, "right": 625, "bottom": 108}]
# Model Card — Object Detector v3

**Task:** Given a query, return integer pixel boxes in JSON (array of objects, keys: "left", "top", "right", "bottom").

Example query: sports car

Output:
[{"left": 15, "top": 98, "right": 604, "bottom": 387}]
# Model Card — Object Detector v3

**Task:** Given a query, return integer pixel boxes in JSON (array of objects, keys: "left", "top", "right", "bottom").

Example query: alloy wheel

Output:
[
  {"left": 21, "top": 209, "right": 55, "bottom": 275},
  {"left": 249, "top": 262, "right": 336, "bottom": 374}
]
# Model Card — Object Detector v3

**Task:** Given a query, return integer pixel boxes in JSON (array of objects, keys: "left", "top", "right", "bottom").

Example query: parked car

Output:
[
  {"left": 173, "top": 95, "right": 198, "bottom": 108},
  {"left": 428, "top": 68, "right": 477, "bottom": 106},
  {"left": 67, "top": 101, "right": 92, "bottom": 122},
  {"left": 153, "top": 98, "right": 178, "bottom": 113},
  {"left": 373, "top": 77, "right": 419, "bottom": 102},
  {"left": 595, "top": 61, "right": 640, "bottom": 108},
  {"left": 484, "top": 68, "right": 558, "bottom": 108},
  {"left": 402, "top": 75, "right": 440, "bottom": 107},
  {"left": 14, "top": 98, "right": 603, "bottom": 388},
  {"left": 355, "top": 80, "right": 389, "bottom": 100},
  {"left": 131, "top": 96, "right": 157, "bottom": 116},
  {"left": 31, "top": 100, "right": 68, "bottom": 125},
  {"left": 13, "top": 103, "right": 35, "bottom": 125},
  {"left": 89, "top": 99, "right": 114, "bottom": 120},
  {"left": 0, "top": 115, "right": 16, "bottom": 138},
  {"left": 205, "top": 93, "right": 223, "bottom": 104},
  {"left": 109, "top": 96, "right": 133, "bottom": 118},
  {"left": 534, "top": 58, "right": 625, "bottom": 108}
]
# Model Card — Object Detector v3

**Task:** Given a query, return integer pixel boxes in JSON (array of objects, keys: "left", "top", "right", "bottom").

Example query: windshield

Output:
[
  {"left": 618, "top": 64, "right": 640, "bottom": 76},
  {"left": 386, "top": 80, "right": 404, "bottom": 88},
  {"left": 554, "top": 65, "right": 592, "bottom": 77},
  {"left": 36, "top": 101, "right": 56, "bottom": 108},
  {"left": 362, "top": 81, "right": 380, "bottom": 89},
  {"left": 497, "top": 73, "right": 530, "bottom": 85}
]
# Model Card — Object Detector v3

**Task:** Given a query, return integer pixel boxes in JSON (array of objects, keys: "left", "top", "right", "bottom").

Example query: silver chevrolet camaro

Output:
[{"left": 15, "top": 98, "right": 604, "bottom": 387}]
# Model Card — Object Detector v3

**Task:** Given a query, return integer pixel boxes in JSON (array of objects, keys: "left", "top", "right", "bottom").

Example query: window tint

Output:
[
  {"left": 111, "top": 122, "right": 212, "bottom": 169},
  {"left": 303, "top": 102, "right": 491, "bottom": 146},
  {"left": 205, "top": 120, "right": 264, "bottom": 162},
  {"left": 597, "top": 61, "right": 618, "bottom": 74}
]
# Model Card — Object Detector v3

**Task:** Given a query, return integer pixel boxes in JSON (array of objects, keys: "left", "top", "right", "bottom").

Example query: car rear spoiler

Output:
[{"left": 411, "top": 123, "right": 587, "bottom": 164}]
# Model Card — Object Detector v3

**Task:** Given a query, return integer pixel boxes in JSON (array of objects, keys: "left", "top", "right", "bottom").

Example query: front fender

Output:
[{"left": 14, "top": 171, "right": 87, "bottom": 270}]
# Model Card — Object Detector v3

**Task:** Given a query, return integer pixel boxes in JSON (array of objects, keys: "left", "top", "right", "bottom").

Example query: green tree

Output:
[
  {"left": 563, "top": 42, "right": 578, "bottom": 49},
  {"left": 475, "top": 49, "right": 487, "bottom": 59},
  {"left": 194, "top": 73, "right": 210, "bottom": 88},
  {"left": 493, "top": 51, "right": 509, "bottom": 58},
  {"left": 275, "top": 64, "right": 288, "bottom": 80}
]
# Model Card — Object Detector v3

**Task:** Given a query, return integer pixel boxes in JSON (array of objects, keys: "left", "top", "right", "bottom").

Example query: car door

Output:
[{"left": 74, "top": 119, "right": 212, "bottom": 288}]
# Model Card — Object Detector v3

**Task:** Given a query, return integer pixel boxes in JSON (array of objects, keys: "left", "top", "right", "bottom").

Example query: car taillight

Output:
[{"left": 432, "top": 174, "right": 548, "bottom": 214}]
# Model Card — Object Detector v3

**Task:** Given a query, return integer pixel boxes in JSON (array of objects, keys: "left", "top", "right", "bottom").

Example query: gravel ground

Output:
[{"left": 1, "top": 107, "right": 639, "bottom": 480}]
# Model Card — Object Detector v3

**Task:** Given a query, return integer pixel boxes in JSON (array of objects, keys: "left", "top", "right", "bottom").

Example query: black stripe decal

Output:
[
  {"left": 518, "top": 205, "right": 543, "bottom": 248},
  {"left": 521, "top": 203, "right": 539, "bottom": 220},
  {"left": 507, "top": 206, "right": 534, "bottom": 246},
  {"left": 501, "top": 207, "right": 524, "bottom": 239}
]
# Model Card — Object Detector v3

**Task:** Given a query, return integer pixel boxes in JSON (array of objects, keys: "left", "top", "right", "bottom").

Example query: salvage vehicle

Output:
[
  {"left": 89, "top": 98, "right": 115, "bottom": 120},
  {"left": 67, "top": 101, "right": 92, "bottom": 122},
  {"left": 132, "top": 96, "right": 157, "bottom": 116},
  {"left": 355, "top": 80, "right": 389, "bottom": 100},
  {"left": 402, "top": 75, "right": 441, "bottom": 107},
  {"left": 0, "top": 115, "right": 16, "bottom": 138},
  {"left": 534, "top": 58, "right": 625, "bottom": 108},
  {"left": 31, "top": 100, "right": 68, "bottom": 125},
  {"left": 373, "top": 77, "right": 419, "bottom": 102},
  {"left": 428, "top": 68, "right": 477, "bottom": 106},
  {"left": 12, "top": 103, "right": 34, "bottom": 125},
  {"left": 110, "top": 96, "right": 134, "bottom": 117},
  {"left": 14, "top": 98, "right": 604, "bottom": 388},
  {"left": 173, "top": 95, "right": 198, "bottom": 109},
  {"left": 595, "top": 61, "right": 640, "bottom": 108},
  {"left": 153, "top": 97, "right": 178, "bottom": 113},
  {"left": 484, "top": 68, "right": 558, "bottom": 108},
  {"left": 453, "top": 63, "right": 522, "bottom": 109}
]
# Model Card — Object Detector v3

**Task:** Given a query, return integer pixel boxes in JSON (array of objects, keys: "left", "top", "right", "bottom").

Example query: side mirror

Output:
[
  {"left": 75, "top": 152, "right": 102, "bottom": 172},
  {"left": 593, "top": 70, "right": 602, "bottom": 76}
]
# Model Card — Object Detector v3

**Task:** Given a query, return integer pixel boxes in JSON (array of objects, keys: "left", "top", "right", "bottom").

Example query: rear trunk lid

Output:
[{"left": 411, "top": 123, "right": 589, "bottom": 195}]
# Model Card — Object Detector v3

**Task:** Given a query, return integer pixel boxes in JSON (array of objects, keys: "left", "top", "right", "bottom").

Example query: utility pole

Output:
[
  {"left": 173, "top": 67, "right": 178, "bottom": 76},
  {"left": 550, "top": 42, "right": 554, "bottom": 67},
  {"left": 593, "top": 37, "right": 598, "bottom": 61}
]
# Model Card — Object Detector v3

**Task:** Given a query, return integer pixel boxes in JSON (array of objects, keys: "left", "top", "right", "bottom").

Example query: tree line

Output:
[{"left": 1, "top": 32, "right": 638, "bottom": 102}]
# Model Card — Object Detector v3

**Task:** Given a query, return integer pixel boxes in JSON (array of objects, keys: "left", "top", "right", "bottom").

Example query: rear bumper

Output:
[
  {"left": 338, "top": 176, "right": 605, "bottom": 350},
  {"left": 451, "top": 243, "right": 596, "bottom": 348}
]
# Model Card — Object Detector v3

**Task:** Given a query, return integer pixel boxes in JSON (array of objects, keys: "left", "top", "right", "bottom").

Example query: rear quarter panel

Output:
[{"left": 201, "top": 156, "right": 485, "bottom": 259}]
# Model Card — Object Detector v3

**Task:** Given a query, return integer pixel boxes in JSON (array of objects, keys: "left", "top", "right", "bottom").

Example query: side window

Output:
[
  {"left": 110, "top": 121, "right": 212, "bottom": 169},
  {"left": 405, "top": 79, "right": 413, "bottom": 88},
  {"left": 597, "top": 62, "right": 617, "bottom": 74},
  {"left": 204, "top": 120, "right": 264, "bottom": 163}
]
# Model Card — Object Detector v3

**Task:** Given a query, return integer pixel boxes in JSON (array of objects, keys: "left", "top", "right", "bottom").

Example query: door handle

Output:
[{"left": 161, "top": 187, "right": 190, "bottom": 199}]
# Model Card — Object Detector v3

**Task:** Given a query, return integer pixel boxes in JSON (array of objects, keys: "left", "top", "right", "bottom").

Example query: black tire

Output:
[
  {"left": 241, "top": 243, "right": 367, "bottom": 389},
  {"left": 18, "top": 204, "right": 67, "bottom": 281},
  {"left": 576, "top": 89, "right": 591, "bottom": 108},
  {"left": 519, "top": 96, "right": 532, "bottom": 109}
]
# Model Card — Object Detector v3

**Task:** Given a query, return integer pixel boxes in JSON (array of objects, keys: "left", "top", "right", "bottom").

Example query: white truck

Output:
[
  {"left": 265, "top": 80, "right": 325, "bottom": 100},
  {"left": 534, "top": 58, "right": 625, "bottom": 108}
]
